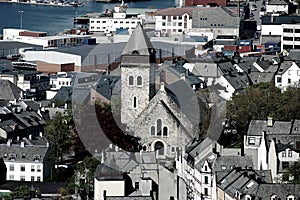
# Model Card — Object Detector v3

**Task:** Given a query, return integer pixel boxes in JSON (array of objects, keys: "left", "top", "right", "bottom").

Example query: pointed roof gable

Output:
[
  {"left": 122, "top": 23, "right": 154, "bottom": 56},
  {"left": 0, "top": 80, "right": 23, "bottom": 101}
]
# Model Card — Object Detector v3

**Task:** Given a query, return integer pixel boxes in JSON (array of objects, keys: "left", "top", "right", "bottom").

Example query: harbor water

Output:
[{"left": 0, "top": 0, "right": 176, "bottom": 35}]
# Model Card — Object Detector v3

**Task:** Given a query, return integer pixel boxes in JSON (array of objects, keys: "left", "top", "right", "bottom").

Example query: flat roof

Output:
[{"left": 0, "top": 41, "right": 43, "bottom": 50}]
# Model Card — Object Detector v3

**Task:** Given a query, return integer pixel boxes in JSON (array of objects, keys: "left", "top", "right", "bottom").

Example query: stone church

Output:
[{"left": 120, "top": 23, "right": 199, "bottom": 158}]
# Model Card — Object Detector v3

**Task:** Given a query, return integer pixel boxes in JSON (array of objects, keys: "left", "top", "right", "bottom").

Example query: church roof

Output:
[{"left": 122, "top": 23, "right": 154, "bottom": 56}]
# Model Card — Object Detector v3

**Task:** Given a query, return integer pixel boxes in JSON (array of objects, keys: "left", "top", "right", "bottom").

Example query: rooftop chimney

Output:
[
  {"left": 21, "top": 141, "right": 25, "bottom": 148},
  {"left": 267, "top": 117, "right": 273, "bottom": 127}
]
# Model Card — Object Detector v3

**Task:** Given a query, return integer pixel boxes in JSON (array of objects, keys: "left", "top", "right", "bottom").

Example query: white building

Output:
[
  {"left": 281, "top": 24, "right": 300, "bottom": 50},
  {"left": 266, "top": 0, "right": 290, "bottom": 14},
  {"left": 89, "top": 5, "right": 152, "bottom": 34},
  {"left": 154, "top": 7, "right": 195, "bottom": 36},
  {"left": 275, "top": 61, "right": 300, "bottom": 91},
  {"left": 0, "top": 137, "right": 50, "bottom": 182},
  {"left": 3, "top": 29, "right": 92, "bottom": 49}
]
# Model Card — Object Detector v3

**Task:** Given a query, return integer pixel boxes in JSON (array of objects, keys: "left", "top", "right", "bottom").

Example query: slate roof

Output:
[
  {"left": 0, "top": 80, "right": 23, "bottom": 101},
  {"left": 154, "top": 7, "right": 211, "bottom": 16},
  {"left": 248, "top": 71, "right": 275, "bottom": 84},
  {"left": 213, "top": 156, "right": 254, "bottom": 172},
  {"left": 0, "top": 140, "right": 49, "bottom": 163},
  {"left": 165, "top": 80, "right": 200, "bottom": 126},
  {"left": 247, "top": 120, "right": 294, "bottom": 136},
  {"left": 254, "top": 184, "right": 300, "bottom": 199},
  {"left": 288, "top": 49, "right": 300, "bottom": 61},
  {"left": 236, "top": 61, "right": 260, "bottom": 73},
  {"left": 255, "top": 60, "right": 271, "bottom": 71},
  {"left": 223, "top": 72, "right": 250, "bottom": 90},
  {"left": 52, "top": 86, "right": 90, "bottom": 105},
  {"left": 276, "top": 60, "right": 293, "bottom": 75},
  {"left": 122, "top": 23, "right": 154, "bottom": 56},
  {"left": 186, "top": 137, "right": 214, "bottom": 158},
  {"left": 95, "top": 75, "right": 120, "bottom": 101},
  {"left": 261, "top": 16, "right": 300, "bottom": 25},
  {"left": 95, "top": 155, "right": 124, "bottom": 181},
  {"left": 104, "top": 150, "right": 157, "bottom": 172}
]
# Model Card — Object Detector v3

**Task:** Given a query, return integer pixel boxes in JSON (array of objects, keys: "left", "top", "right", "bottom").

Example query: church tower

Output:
[{"left": 120, "top": 23, "right": 156, "bottom": 126}]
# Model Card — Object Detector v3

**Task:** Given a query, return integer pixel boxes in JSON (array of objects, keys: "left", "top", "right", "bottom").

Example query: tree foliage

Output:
[
  {"left": 282, "top": 159, "right": 300, "bottom": 184},
  {"left": 45, "top": 112, "right": 72, "bottom": 162},
  {"left": 226, "top": 83, "right": 300, "bottom": 143}
]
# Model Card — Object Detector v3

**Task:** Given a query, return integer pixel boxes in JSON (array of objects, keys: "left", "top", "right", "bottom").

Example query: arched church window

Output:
[
  {"left": 133, "top": 96, "right": 137, "bottom": 108},
  {"left": 163, "top": 126, "right": 168, "bottom": 136},
  {"left": 137, "top": 76, "right": 142, "bottom": 86},
  {"left": 129, "top": 76, "right": 134, "bottom": 86},
  {"left": 150, "top": 126, "right": 155, "bottom": 136},
  {"left": 154, "top": 141, "right": 164, "bottom": 155},
  {"left": 157, "top": 119, "right": 162, "bottom": 136}
]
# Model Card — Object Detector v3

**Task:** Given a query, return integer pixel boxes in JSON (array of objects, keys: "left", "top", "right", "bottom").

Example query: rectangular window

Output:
[
  {"left": 277, "top": 77, "right": 282, "bottom": 83},
  {"left": 9, "top": 175, "right": 14, "bottom": 180},
  {"left": 282, "top": 151, "right": 286, "bottom": 157},
  {"left": 248, "top": 137, "right": 255, "bottom": 145},
  {"left": 37, "top": 165, "right": 41, "bottom": 172},
  {"left": 204, "top": 176, "right": 209, "bottom": 184},
  {"left": 9, "top": 164, "right": 14, "bottom": 171},
  {"left": 31, "top": 165, "right": 35, "bottom": 172},
  {"left": 298, "top": 70, "right": 300, "bottom": 76},
  {"left": 162, "top": 16, "right": 166, "bottom": 19},
  {"left": 20, "top": 165, "right": 25, "bottom": 172},
  {"left": 162, "top": 22, "right": 166, "bottom": 26},
  {"left": 288, "top": 150, "right": 292, "bottom": 157},
  {"left": 20, "top": 176, "right": 25, "bottom": 181},
  {"left": 37, "top": 176, "right": 41, "bottom": 182},
  {"left": 135, "top": 182, "right": 139, "bottom": 190},
  {"left": 204, "top": 188, "right": 208, "bottom": 195},
  {"left": 288, "top": 78, "right": 291, "bottom": 84},
  {"left": 31, "top": 176, "right": 35, "bottom": 182}
]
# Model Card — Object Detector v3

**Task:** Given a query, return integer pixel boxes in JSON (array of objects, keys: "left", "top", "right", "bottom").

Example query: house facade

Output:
[
  {"left": 281, "top": 24, "right": 300, "bottom": 50},
  {"left": 0, "top": 137, "right": 50, "bottom": 182},
  {"left": 275, "top": 61, "right": 300, "bottom": 91}
]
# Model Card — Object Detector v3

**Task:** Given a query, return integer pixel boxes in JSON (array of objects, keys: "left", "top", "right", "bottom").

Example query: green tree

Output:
[
  {"left": 226, "top": 83, "right": 300, "bottom": 145},
  {"left": 64, "top": 156, "right": 100, "bottom": 197},
  {"left": 45, "top": 112, "right": 72, "bottom": 162},
  {"left": 282, "top": 159, "right": 300, "bottom": 184}
]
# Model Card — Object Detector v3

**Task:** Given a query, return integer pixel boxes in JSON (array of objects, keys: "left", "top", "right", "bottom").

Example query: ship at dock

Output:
[{"left": 95, "top": 0, "right": 148, "bottom": 3}]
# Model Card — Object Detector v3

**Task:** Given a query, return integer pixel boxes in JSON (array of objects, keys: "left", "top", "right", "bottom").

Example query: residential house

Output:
[
  {"left": 0, "top": 70, "right": 50, "bottom": 100},
  {"left": 0, "top": 80, "right": 23, "bottom": 103},
  {"left": 216, "top": 168, "right": 300, "bottom": 200},
  {"left": 0, "top": 136, "right": 50, "bottom": 182},
  {"left": 160, "top": 60, "right": 206, "bottom": 90},
  {"left": 245, "top": 118, "right": 300, "bottom": 182},
  {"left": 94, "top": 145, "right": 181, "bottom": 200},
  {"left": 275, "top": 60, "right": 300, "bottom": 91}
]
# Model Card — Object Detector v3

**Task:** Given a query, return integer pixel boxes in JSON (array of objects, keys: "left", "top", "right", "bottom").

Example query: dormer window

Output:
[
  {"left": 9, "top": 154, "right": 16, "bottom": 161},
  {"left": 287, "top": 195, "right": 295, "bottom": 200},
  {"left": 33, "top": 154, "right": 41, "bottom": 162},
  {"left": 270, "top": 195, "right": 278, "bottom": 200}
]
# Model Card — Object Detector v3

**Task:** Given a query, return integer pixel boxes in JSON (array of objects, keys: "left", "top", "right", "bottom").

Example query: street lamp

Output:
[{"left": 18, "top": 10, "right": 24, "bottom": 29}]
